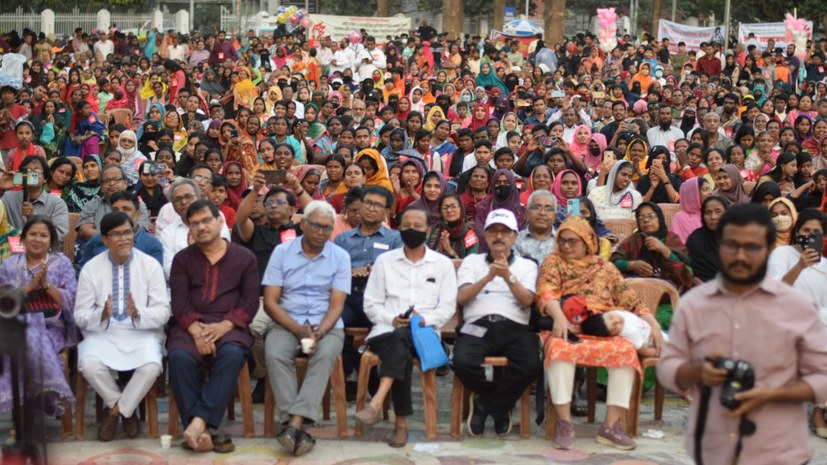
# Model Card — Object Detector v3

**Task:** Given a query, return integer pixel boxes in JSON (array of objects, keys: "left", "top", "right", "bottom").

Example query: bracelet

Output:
[
  {"left": 296, "top": 188, "right": 305, "bottom": 196},
  {"left": 43, "top": 281, "right": 52, "bottom": 290}
]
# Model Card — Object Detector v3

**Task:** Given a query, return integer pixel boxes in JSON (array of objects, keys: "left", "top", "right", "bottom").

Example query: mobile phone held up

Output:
[{"left": 798, "top": 232, "right": 824, "bottom": 256}]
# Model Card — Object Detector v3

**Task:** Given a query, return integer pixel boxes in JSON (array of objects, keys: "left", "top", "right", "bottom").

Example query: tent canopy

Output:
[{"left": 502, "top": 19, "right": 543, "bottom": 37}]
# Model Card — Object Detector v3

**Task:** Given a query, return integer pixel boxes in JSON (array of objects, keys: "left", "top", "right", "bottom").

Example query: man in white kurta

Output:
[{"left": 75, "top": 212, "right": 170, "bottom": 441}]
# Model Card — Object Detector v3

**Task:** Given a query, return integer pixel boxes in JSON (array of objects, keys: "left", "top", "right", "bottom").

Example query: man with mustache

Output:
[
  {"left": 658, "top": 204, "right": 827, "bottom": 465},
  {"left": 452, "top": 209, "right": 541, "bottom": 437}
]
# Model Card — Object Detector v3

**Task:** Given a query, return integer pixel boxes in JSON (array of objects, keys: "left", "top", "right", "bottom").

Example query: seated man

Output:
[
  {"left": 453, "top": 209, "right": 541, "bottom": 436},
  {"left": 262, "top": 201, "right": 351, "bottom": 457},
  {"left": 78, "top": 164, "right": 149, "bottom": 241},
  {"left": 167, "top": 200, "right": 259, "bottom": 453},
  {"left": 354, "top": 207, "right": 457, "bottom": 447},
  {"left": 74, "top": 212, "right": 170, "bottom": 441}
]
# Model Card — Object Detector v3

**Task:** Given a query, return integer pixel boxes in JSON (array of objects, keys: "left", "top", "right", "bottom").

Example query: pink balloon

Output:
[{"left": 300, "top": 17, "right": 312, "bottom": 29}]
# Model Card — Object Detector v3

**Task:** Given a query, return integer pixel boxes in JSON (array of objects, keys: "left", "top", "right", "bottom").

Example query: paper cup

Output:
[
  {"left": 301, "top": 338, "right": 315, "bottom": 354},
  {"left": 160, "top": 434, "right": 172, "bottom": 449}
]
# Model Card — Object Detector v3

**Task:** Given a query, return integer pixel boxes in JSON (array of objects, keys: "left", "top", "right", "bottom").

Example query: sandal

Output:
[
  {"left": 277, "top": 426, "right": 298, "bottom": 454},
  {"left": 211, "top": 434, "right": 235, "bottom": 454},
  {"left": 293, "top": 430, "right": 316, "bottom": 457}
]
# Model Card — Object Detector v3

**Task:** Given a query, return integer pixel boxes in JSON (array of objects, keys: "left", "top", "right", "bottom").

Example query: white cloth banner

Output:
[
  {"left": 308, "top": 15, "right": 412, "bottom": 42},
  {"left": 657, "top": 20, "right": 726, "bottom": 53},
  {"left": 738, "top": 22, "right": 813, "bottom": 50}
]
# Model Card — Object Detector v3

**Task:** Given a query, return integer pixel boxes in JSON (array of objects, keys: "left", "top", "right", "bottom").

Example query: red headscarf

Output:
[{"left": 470, "top": 103, "right": 491, "bottom": 131}]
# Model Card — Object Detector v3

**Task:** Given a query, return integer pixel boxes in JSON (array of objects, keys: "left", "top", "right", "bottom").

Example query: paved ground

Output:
[{"left": 8, "top": 368, "right": 827, "bottom": 464}]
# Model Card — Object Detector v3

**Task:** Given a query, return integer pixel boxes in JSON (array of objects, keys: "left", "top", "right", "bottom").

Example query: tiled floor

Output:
[{"left": 10, "top": 371, "right": 827, "bottom": 464}]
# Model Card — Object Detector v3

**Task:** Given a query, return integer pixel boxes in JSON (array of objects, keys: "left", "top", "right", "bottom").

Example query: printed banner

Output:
[
  {"left": 308, "top": 14, "right": 412, "bottom": 43},
  {"left": 738, "top": 21, "right": 813, "bottom": 50},
  {"left": 657, "top": 20, "right": 726, "bottom": 53}
]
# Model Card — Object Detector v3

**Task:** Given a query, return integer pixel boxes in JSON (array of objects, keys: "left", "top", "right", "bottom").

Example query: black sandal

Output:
[
  {"left": 277, "top": 426, "right": 298, "bottom": 453},
  {"left": 293, "top": 430, "right": 316, "bottom": 457},
  {"left": 211, "top": 434, "right": 235, "bottom": 454}
]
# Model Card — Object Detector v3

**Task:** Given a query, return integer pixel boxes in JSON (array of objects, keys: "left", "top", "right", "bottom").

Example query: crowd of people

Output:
[{"left": 1, "top": 18, "right": 827, "bottom": 462}]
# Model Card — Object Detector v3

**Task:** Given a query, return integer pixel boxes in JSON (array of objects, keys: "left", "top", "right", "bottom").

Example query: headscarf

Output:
[
  {"left": 411, "top": 170, "right": 447, "bottom": 228},
  {"left": 200, "top": 68, "right": 225, "bottom": 97},
  {"left": 520, "top": 165, "right": 553, "bottom": 206},
  {"left": 264, "top": 85, "right": 283, "bottom": 115},
  {"left": 304, "top": 103, "right": 325, "bottom": 140},
  {"left": 395, "top": 96, "right": 412, "bottom": 121},
  {"left": 475, "top": 62, "right": 508, "bottom": 95},
  {"left": 750, "top": 181, "right": 782, "bottom": 204},
  {"left": 233, "top": 67, "right": 259, "bottom": 109},
  {"left": 356, "top": 148, "right": 394, "bottom": 193},
  {"left": 424, "top": 106, "right": 447, "bottom": 131},
  {"left": 584, "top": 133, "right": 607, "bottom": 171},
  {"left": 555, "top": 215, "right": 598, "bottom": 256},
  {"left": 623, "top": 137, "right": 649, "bottom": 178},
  {"left": 714, "top": 164, "right": 751, "bottom": 205},
  {"left": 163, "top": 111, "right": 188, "bottom": 153},
  {"left": 551, "top": 168, "right": 582, "bottom": 208},
  {"left": 605, "top": 159, "right": 637, "bottom": 206},
  {"left": 568, "top": 124, "right": 593, "bottom": 162},
  {"left": 670, "top": 177, "right": 703, "bottom": 243},
  {"left": 769, "top": 197, "right": 798, "bottom": 248},
  {"left": 222, "top": 161, "right": 248, "bottom": 209},
  {"left": 409, "top": 86, "right": 425, "bottom": 113},
  {"left": 634, "top": 202, "right": 668, "bottom": 239},
  {"left": 470, "top": 102, "right": 490, "bottom": 131}
]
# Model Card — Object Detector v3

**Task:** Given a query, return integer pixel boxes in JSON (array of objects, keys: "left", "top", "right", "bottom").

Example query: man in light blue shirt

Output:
[{"left": 262, "top": 201, "right": 351, "bottom": 457}]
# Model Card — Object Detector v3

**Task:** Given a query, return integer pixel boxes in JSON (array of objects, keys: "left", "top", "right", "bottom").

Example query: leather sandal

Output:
[{"left": 388, "top": 425, "right": 408, "bottom": 448}]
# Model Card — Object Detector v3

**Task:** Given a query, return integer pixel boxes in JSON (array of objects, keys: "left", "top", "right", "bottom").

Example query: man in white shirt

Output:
[
  {"left": 168, "top": 36, "right": 188, "bottom": 62},
  {"left": 93, "top": 32, "right": 114, "bottom": 60},
  {"left": 315, "top": 36, "right": 334, "bottom": 71},
  {"left": 646, "top": 105, "right": 684, "bottom": 153},
  {"left": 74, "top": 212, "right": 170, "bottom": 441},
  {"left": 354, "top": 207, "right": 457, "bottom": 448},
  {"left": 550, "top": 104, "right": 592, "bottom": 144},
  {"left": 159, "top": 176, "right": 231, "bottom": 279},
  {"left": 355, "top": 36, "right": 387, "bottom": 82},
  {"left": 453, "top": 209, "right": 540, "bottom": 437},
  {"left": 329, "top": 39, "right": 355, "bottom": 75}
]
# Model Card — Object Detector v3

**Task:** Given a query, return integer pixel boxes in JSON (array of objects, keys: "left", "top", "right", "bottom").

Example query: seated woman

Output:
[
  {"left": 411, "top": 171, "right": 447, "bottom": 229},
  {"left": 459, "top": 165, "right": 491, "bottom": 225},
  {"left": 331, "top": 187, "right": 363, "bottom": 239},
  {"left": 767, "top": 208, "right": 827, "bottom": 436},
  {"left": 610, "top": 202, "right": 694, "bottom": 293},
  {"left": 588, "top": 160, "right": 642, "bottom": 220},
  {"left": 67, "top": 156, "right": 102, "bottom": 214},
  {"left": 669, "top": 177, "right": 711, "bottom": 244},
  {"left": 576, "top": 196, "right": 614, "bottom": 258},
  {"left": 474, "top": 169, "right": 525, "bottom": 250},
  {"left": 0, "top": 216, "right": 77, "bottom": 417},
  {"left": 759, "top": 152, "right": 797, "bottom": 196},
  {"left": 47, "top": 158, "right": 78, "bottom": 202},
  {"left": 714, "top": 164, "right": 751, "bottom": 206},
  {"left": 328, "top": 163, "right": 365, "bottom": 213},
  {"left": 520, "top": 165, "right": 553, "bottom": 206},
  {"left": 537, "top": 216, "right": 662, "bottom": 451},
  {"left": 426, "top": 193, "right": 479, "bottom": 263},
  {"left": 635, "top": 146, "right": 680, "bottom": 204},
  {"left": 769, "top": 197, "right": 798, "bottom": 249},
  {"left": 686, "top": 196, "right": 728, "bottom": 284},
  {"left": 751, "top": 180, "right": 782, "bottom": 206}
]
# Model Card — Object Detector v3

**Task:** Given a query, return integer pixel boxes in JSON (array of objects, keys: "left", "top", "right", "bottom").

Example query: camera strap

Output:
[{"left": 695, "top": 385, "right": 755, "bottom": 465}]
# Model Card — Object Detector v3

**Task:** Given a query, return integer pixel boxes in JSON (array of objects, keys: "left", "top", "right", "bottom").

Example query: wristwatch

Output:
[{"left": 507, "top": 274, "right": 517, "bottom": 284}]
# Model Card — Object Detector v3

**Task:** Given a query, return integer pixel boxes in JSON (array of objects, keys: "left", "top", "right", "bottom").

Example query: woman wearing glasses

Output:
[{"left": 426, "top": 193, "right": 479, "bottom": 263}]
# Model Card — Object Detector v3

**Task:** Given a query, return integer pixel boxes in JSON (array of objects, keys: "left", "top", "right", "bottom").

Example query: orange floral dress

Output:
[{"left": 536, "top": 254, "right": 650, "bottom": 375}]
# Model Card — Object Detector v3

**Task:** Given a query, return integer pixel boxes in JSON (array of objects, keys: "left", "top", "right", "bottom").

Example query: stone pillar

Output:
[
  {"left": 97, "top": 9, "right": 111, "bottom": 33},
  {"left": 41, "top": 9, "right": 55, "bottom": 36},
  {"left": 152, "top": 9, "right": 164, "bottom": 31},
  {"left": 175, "top": 10, "right": 190, "bottom": 34}
]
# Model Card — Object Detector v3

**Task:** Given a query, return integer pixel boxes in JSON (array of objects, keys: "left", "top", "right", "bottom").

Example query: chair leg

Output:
[
  {"left": 168, "top": 384, "right": 179, "bottom": 439},
  {"left": 449, "top": 375, "right": 464, "bottom": 439},
  {"left": 146, "top": 389, "right": 159, "bottom": 439},
  {"left": 330, "top": 356, "right": 348, "bottom": 438},
  {"left": 74, "top": 376, "right": 87, "bottom": 440},
  {"left": 654, "top": 381, "right": 665, "bottom": 421},
  {"left": 546, "top": 392, "right": 557, "bottom": 440},
  {"left": 353, "top": 353, "right": 374, "bottom": 437},
  {"left": 263, "top": 376, "right": 275, "bottom": 437},
  {"left": 419, "top": 367, "right": 438, "bottom": 440},
  {"left": 236, "top": 363, "right": 255, "bottom": 438},
  {"left": 322, "top": 384, "right": 331, "bottom": 420},
  {"left": 60, "top": 352, "right": 73, "bottom": 439},
  {"left": 586, "top": 367, "right": 597, "bottom": 424},
  {"left": 519, "top": 388, "right": 531, "bottom": 439},
  {"left": 626, "top": 374, "right": 641, "bottom": 437}
]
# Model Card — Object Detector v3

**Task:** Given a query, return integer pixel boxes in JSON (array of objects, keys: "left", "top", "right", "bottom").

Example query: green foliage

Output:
[{"left": 321, "top": 0, "right": 378, "bottom": 16}]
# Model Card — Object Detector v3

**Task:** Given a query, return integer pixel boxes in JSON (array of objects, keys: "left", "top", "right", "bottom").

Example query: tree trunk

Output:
[
  {"left": 545, "top": 0, "right": 565, "bottom": 46},
  {"left": 493, "top": 0, "right": 506, "bottom": 31},
  {"left": 377, "top": 0, "right": 389, "bottom": 17},
  {"left": 651, "top": 0, "right": 663, "bottom": 37},
  {"left": 443, "top": 0, "right": 463, "bottom": 41}
]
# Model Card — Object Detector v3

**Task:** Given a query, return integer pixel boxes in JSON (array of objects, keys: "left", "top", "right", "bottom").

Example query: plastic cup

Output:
[
  {"left": 301, "top": 338, "right": 315, "bottom": 354},
  {"left": 160, "top": 434, "right": 172, "bottom": 449}
]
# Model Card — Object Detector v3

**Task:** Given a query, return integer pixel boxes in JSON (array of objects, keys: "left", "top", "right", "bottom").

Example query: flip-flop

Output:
[{"left": 211, "top": 434, "right": 235, "bottom": 453}]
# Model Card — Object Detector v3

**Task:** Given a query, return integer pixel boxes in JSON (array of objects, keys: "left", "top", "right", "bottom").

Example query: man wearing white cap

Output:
[{"left": 453, "top": 208, "right": 541, "bottom": 438}]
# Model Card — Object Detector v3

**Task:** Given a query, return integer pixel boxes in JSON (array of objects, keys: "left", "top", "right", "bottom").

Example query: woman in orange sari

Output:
[
  {"left": 232, "top": 67, "right": 259, "bottom": 111},
  {"left": 536, "top": 216, "right": 663, "bottom": 451}
]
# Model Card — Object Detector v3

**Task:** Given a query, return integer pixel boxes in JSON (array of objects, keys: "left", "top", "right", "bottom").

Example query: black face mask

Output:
[
  {"left": 400, "top": 228, "right": 427, "bottom": 248},
  {"left": 589, "top": 146, "right": 601, "bottom": 156},
  {"left": 494, "top": 184, "right": 512, "bottom": 200}
]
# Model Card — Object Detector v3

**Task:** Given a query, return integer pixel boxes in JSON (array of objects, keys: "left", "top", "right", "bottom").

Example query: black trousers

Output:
[
  {"left": 367, "top": 327, "right": 416, "bottom": 417},
  {"left": 452, "top": 318, "right": 541, "bottom": 417},
  {"left": 342, "top": 289, "right": 370, "bottom": 377}
]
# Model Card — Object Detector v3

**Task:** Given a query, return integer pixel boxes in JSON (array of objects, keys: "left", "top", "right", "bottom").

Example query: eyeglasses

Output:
[
  {"left": 101, "top": 177, "right": 125, "bottom": 185},
  {"left": 441, "top": 204, "right": 460, "bottom": 212},
  {"left": 172, "top": 193, "right": 196, "bottom": 205},
  {"left": 192, "top": 175, "right": 210, "bottom": 184},
  {"left": 719, "top": 241, "right": 766, "bottom": 257},
  {"left": 265, "top": 198, "right": 289, "bottom": 208},
  {"left": 188, "top": 216, "right": 216, "bottom": 230},
  {"left": 120, "top": 139, "right": 135, "bottom": 144},
  {"left": 529, "top": 205, "right": 556, "bottom": 213},
  {"left": 106, "top": 229, "right": 135, "bottom": 240},
  {"left": 362, "top": 200, "right": 387, "bottom": 211},
  {"left": 304, "top": 219, "right": 334, "bottom": 234},
  {"left": 638, "top": 213, "right": 658, "bottom": 221},
  {"left": 557, "top": 237, "right": 583, "bottom": 247}
]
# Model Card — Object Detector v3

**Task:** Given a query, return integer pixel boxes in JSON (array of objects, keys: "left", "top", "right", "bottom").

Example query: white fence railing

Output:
[{"left": 0, "top": 7, "right": 189, "bottom": 37}]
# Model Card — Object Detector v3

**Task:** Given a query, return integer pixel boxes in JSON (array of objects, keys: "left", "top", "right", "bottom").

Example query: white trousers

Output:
[
  {"left": 79, "top": 357, "right": 162, "bottom": 418},
  {"left": 547, "top": 361, "right": 635, "bottom": 409}
]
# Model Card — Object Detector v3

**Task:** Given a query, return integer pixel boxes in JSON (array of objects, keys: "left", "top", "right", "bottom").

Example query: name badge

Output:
[
  {"left": 373, "top": 242, "right": 389, "bottom": 250},
  {"left": 8, "top": 236, "right": 24, "bottom": 254},
  {"left": 620, "top": 192, "right": 633, "bottom": 209},
  {"left": 49, "top": 190, "right": 62, "bottom": 198},
  {"left": 218, "top": 52, "right": 225, "bottom": 60},
  {"left": 463, "top": 230, "right": 478, "bottom": 248},
  {"left": 280, "top": 229, "right": 297, "bottom": 243}
]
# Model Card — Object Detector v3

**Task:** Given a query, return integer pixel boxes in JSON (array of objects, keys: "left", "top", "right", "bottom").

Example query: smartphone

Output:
[
  {"left": 229, "top": 127, "right": 239, "bottom": 138},
  {"left": 260, "top": 169, "right": 287, "bottom": 186},
  {"left": 624, "top": 122, "right": 635, "bottom": 132},
  {"left": 593, "top": 91, "right": 606, "bottom": 99},
  {"left": 12, "top": 172, "right": 23, "bottom": 185},
  {"left": 567, "top": 198, "right": 580, "bottom": 216},
  {"left": 403, "top": 307, "right": 414, "bottom": 319},
  {"left": 798, "top": 232, "right": 824, "bottom": 256}
]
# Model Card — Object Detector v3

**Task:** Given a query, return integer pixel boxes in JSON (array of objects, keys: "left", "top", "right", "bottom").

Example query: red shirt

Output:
[{"left": 0, "top": 104, "right": 30, "bottom": 150}]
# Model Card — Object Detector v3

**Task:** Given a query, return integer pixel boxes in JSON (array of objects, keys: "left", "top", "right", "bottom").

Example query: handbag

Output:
[
  {"left": 410, "top": 315, "right": 450, "bottom": 371},
  {"left": 26, "top": 289, "right": 59, "bottom": 318}
]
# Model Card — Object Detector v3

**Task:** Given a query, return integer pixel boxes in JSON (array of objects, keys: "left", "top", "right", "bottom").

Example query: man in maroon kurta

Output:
[{"left": 168, "top": 200, "right": 259, "bottom": 453}]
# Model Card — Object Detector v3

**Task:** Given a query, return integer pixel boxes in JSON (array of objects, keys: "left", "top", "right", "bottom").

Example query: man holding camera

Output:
[{"left": 658, "top": 204, "right": 827, "bottom": 465}]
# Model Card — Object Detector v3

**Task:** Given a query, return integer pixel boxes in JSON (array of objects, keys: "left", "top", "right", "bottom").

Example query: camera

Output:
[
  {"left": 141, "top": 162, "right": 166, "bottom": 176},
  {"left": 714, "top": 358, "right": 755, "bottom": 410},
  {"left": 12, "top": 169, "right": 39, "bottom": 187},
  {"left": 0, "top": 286, "right": 25, "bottom": 320}
]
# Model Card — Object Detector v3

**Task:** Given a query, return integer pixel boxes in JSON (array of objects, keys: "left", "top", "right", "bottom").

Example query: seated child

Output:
[{"left": 581, "top": 310, "right": 659, "bottom": 357}]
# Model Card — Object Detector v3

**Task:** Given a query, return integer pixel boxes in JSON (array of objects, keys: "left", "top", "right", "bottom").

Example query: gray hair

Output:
[
  {"left": 303, "top": 200, "right": 336, "bottom": 222},
  {"left": 102, "top": 163, "right": 126, "bottom": 179},
  {"left": 170, "top": 177, "right": 199, "bottom": 198},
  {"left": 703, "top": 111, "right": 720, "bottom": 122},
  {"left": 527, "top": 189, "right": 557, "bottom": 211}
]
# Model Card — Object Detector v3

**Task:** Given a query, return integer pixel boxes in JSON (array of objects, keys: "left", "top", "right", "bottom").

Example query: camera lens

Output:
[{"left": 0, "top": 290, "right": 23, "bottom": 319}]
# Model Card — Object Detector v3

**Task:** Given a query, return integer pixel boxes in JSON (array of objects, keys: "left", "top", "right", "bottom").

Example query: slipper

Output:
[
  {"left": 211, "top": 434, "right": 235, "bottom": 453},
  {"left": 180, "top": 435, "right": 213, "bottom": 453},
  {"left": 277, "top": 426, "right": 298, "bottom": 453},
  {"left": 194, "top": 432, "right": 213, "bottom": 452},
  {"left": 294, "top": 430, "right": 316, "bottom": 457},
  {"left": 355, "top": 404, "right": 381, "bottom": 426}
]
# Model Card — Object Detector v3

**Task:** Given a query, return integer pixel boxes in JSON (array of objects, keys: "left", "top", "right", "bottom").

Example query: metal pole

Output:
[
  {"left": 525, "top": 0, "right": 529, "bottom": 18},
  {"left": 671, "top": 0, "right": 676, "bottom": 22},
  {"left": 629, "top": 0, "right": 634, "bottom": 36},
  {"left": 190, "top": 0, "right": 194, "bottom": 31},
  {"left": 723, "top": 0, "right": 731, "bottom": 49}
]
